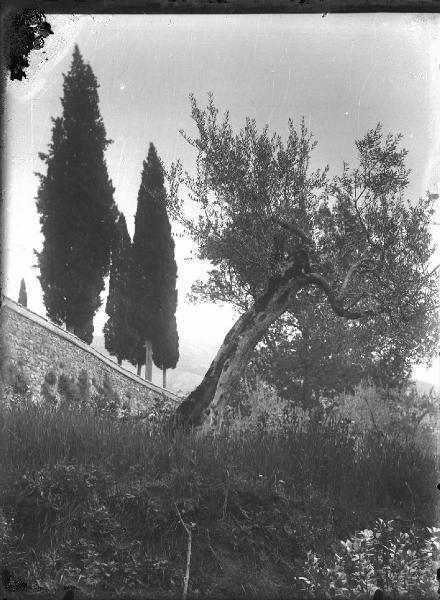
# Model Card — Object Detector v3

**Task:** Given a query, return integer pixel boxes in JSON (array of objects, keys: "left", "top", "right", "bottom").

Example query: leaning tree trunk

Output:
[{"left": 174, "top": 268, "right": 305, "bottom": 430}]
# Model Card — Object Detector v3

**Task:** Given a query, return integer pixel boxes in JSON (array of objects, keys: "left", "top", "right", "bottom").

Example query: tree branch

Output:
[
  {"left": 337, "top": 258, "right": 371, "bottom": 303},
  {"left": 304, "top": 272, "right": 376, "bottom": 319},
  {"left": 351, "top": 188, "right": 384, "bottom": 253},
  {"left": 174, "top": 503, "right": 194, "bottom": 600}
]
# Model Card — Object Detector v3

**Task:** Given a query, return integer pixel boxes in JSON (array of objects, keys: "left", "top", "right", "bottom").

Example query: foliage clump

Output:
[
  {"left": 92, "top": 374, "right": 122, "bottom": 415},
  {"left": 0, "top": 359, "right": 33, "bottom": 403},
  {"left": 300, "top": 520, "right": 440, "bottom": 599}
]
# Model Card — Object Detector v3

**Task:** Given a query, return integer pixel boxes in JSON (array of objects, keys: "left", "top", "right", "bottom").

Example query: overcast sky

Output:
[{"left": 4, "top": 13, "right": 440, "bottom": 385}]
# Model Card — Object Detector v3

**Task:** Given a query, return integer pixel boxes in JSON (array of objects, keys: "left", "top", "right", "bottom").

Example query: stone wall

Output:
[{"left": 0, "top": 296, "right": 181, "bottom": 414}]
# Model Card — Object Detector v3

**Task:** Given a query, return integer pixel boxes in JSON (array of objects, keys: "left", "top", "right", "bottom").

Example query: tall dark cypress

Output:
[
  {"left": 35, "top": 45, "right": 117, "bottom": 343},
  {"left": 130, "top": 143, "right": 179, "bottom": 381},
  {"left": 104, "top": 213, "right": 138, "bottom": 366},
  {"left": 18, "top": 279, "right": 28, "bottom": 307}
]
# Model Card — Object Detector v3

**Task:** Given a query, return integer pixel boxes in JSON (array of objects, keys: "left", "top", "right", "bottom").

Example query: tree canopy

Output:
[
  {"left": 35, "top": 45, "right": 117, "bottom": 343},
  {"left": 169, "top": 95, "right": 439, "bottom": 429},
  {"left": 251, "top": 294, "right": 415, "bottom": 410}
]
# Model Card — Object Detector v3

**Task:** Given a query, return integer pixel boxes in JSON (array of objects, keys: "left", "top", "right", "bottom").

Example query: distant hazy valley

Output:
[{"left": 92, "top": 335, "right": 218, "bottom": 396}]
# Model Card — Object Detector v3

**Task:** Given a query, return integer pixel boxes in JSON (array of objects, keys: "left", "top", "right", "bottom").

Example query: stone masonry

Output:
[{"left": 0, "top": 296, "right": 181, "bottom": 414}]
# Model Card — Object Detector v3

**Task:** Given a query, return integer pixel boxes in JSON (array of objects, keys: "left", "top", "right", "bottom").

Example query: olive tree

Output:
[{"left": 169, "top": 95, "right": 439, "bottom": 429}]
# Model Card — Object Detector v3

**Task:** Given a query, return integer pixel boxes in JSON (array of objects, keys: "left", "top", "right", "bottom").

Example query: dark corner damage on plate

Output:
[{"left": 3, "top": 8, "right": 53, "bottom": 81}]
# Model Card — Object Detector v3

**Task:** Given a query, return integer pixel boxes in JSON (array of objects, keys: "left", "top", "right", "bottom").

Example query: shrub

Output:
[
  {"left": 336, "top": 382, "right": 438, "bottom": 443},
  {"left": 299, "top": 519, "right": 440, "bottom": 599},
  {"left": 77, "top": 369, "right": 91, "bottom": 403},
  {"left": 223, "top": 377, "right": 299, "bottom": 432},
  {"left": 58, "top": 373, "right": 82, "bottom": 404},
  {"left": 40, "top": 381, "right": 57, "bottom": 405},
  {"left": 0, "top": 360, "right": 33, "bottom": 407},
  {"left": 92, "top": 374, "right": 121, "bottom": 415},
  {"left": 44, "top": 370, "right": 57, "bottom": 386},
  {"left": 8, "top": 361, "right": 31, "bottom": 397}
]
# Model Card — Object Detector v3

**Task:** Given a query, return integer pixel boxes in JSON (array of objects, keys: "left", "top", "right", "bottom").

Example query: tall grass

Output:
[
  {"left": 4, "top": 400, "right": 435, "bottom": 516},
  {"left": 1, "top": 390, "right": 439, "bottom": 598}
]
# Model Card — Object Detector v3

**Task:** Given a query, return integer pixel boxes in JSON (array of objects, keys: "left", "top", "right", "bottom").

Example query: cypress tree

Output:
[
  {"left": 153, "top": 172, "right": 179, "bottom": 387},
  {"left": 35, "top": 45, "right": 117, "bottom": 343},
  {"left": 104, "top": 213, "right": 138, "bottom": 366},
  {"left": 18, "top": 279, "right": 27, "bottom": 307},
  {"left": 130, "top": 143, "right": 179, "bottom": 381}
]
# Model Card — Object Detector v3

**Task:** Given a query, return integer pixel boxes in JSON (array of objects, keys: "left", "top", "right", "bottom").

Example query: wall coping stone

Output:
[{"left": 1, "top": 295, "right": 181, "bottom": 404}]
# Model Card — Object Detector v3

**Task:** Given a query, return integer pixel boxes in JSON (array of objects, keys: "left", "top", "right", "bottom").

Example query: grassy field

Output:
[{"left": 1, "top": 378, "right": 439, "bottom": 599}]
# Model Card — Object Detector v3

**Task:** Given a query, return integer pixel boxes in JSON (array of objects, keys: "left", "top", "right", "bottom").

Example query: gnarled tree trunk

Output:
[
  {"left": 173, "top": 258, "right": 374, "bottom": 431},
  {"left": 174, "top": 266, "right": 305, "bottom": 430}
]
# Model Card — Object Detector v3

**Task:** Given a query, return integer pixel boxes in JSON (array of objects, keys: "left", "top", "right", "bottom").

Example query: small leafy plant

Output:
[{"left": 299, "top": 519, "right": 440, "bottom": 598}]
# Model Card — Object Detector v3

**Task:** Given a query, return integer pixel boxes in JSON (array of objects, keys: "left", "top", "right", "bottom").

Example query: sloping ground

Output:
[{"left": 1, "top": 398, "right": 439, "bottom": 600}]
